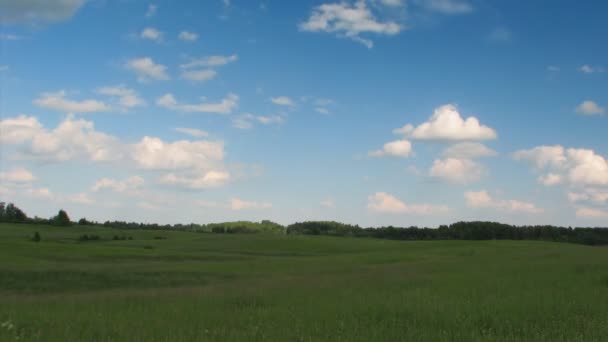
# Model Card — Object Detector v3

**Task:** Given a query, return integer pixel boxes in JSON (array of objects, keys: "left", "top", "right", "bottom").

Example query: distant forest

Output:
[{"left": 2, "top": 201, "right": 608, "bottom": 246}]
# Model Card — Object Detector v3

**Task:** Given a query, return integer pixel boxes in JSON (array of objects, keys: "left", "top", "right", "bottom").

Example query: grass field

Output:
[{"left": 1, "top": 223, "right": 608, "bottom": 341}]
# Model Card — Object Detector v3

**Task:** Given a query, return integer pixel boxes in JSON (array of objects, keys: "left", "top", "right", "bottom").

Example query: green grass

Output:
[{"left": 1, "top": 223, "right": 608, "bottom": 341}]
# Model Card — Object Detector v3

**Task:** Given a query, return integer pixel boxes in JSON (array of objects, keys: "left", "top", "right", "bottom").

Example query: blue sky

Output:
[{"left": 0, "top": 0, "right": 607, "bottom": 226}]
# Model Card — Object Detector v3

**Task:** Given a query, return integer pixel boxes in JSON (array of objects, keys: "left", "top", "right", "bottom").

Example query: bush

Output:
[
  {"left": 32, "top": 232, "right": 41, "bottom": 242},
  {"left": 78, "top": 234, "right": 100, "bottom": 242}
]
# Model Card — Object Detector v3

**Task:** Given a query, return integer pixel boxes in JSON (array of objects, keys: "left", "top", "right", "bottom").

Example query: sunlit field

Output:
[{"left": 1, "top": 223, "right": 608, "bottom": 341}]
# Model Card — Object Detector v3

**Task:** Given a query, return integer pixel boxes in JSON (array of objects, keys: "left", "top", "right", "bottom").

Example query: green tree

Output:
[
  {"left": 53, "top": 209, "right": 71, "bottom": 226},
  {"left": 32, "top": 232, "right": 41, "bottom": 242}
]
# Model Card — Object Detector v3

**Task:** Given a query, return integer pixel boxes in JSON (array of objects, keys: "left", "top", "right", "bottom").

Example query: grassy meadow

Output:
[{"left": 1, "top": 222, "right": 608, "bottom": 341}]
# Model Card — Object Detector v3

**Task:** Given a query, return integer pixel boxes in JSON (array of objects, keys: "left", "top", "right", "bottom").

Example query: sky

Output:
[{"left": 0, "top": 0, "right": 607, "bottom": 227}]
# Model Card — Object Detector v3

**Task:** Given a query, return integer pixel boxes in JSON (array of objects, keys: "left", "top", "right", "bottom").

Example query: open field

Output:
[{"left": 1, "top": 223, "right": 608, "bottom": 341}]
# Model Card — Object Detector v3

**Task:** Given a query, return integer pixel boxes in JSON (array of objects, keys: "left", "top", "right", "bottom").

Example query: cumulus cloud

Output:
[
  {"left": 230, "top": 198, "right": 272, "bottom": 210},
  {"left": 369, "top": 140, "right": 412, "bottom": 158},
  {"left": 367, "top": 192, "right": 449, "bottom": 214},
  {"left": 538, "top": 173, "right": 562, "bottom": 186},
  {"left": 125, "top": 57, "right": 170, "bottom": 82},
  {"left": 140, "top": 27, "right": 163, "bottom": 42},
  {"left": 576, "top": 100, "right": 605, "bottom": 116},
  {"left": 465, "top": 190, "right": 543, "bottom": 214},
  {"left": 270, "top": 96, "right": 295, "bottom": 106},
  {"left": 514, "top": 145, "right": 608, "bottom": 186},
  {"left": 133, "top": 136, "right": 224, "bottom": 171},
  {"left": 299, "top": 0, "right": 401, "bottom": 48},
  {"left": 0, "top": 168, "right": 36, "bottom": 183},
  {"left": 34, "top": 90, "right": 110, "bottom": 113},
  {"left": 178, "top": 31, "right": 198, "bottom": 41},
  {"left": 429, "top": 158, "right": 483, "bottom": 184},
  {"left": 156, "top": 93, "right": 238, "bottom": 114},
  {"left": 394, "top": 104, "right": 497, "bottom": 141},
  {"left": 96, "top": 85, "right": 146, "bottom": 110},
  {"left": 442, "top": 142, "right": 497, "bottom": 159},
  {"left": 0, "top": 0, "right": 85, "bottom": 25},
  {"left": 92, "top": 176, "right": 144, "bottom": 193},
  {"left": 0, "top": 115, "right": 122, "bottom": 162},
  {"left": 173, "top": 127, "right": 208, "bottom": 138},
  {"left": 568, "top": 188, "right": 608, "bottom": 205}
]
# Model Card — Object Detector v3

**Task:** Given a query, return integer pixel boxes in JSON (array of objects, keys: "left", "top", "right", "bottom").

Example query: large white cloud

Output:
[
  {"left": 367, "top": 192, "right": 449, "bottom": 214},
  {"left": 157, "top": 93, "right": 238, "bottom": 114},
  {"left": 394, "top": 104, "right": 497, "bottom": 141},
  {"left": 132, "top": 136, "right": 224, "bottom": 171},
  {"left": 514, "top": 145, "right": 608, "bottom": 186},
  {"left": 299, "top": 0, "right": 401, "bottom": 48},
  {"left": 465, "top": 190, "right": 543, "bottom": 214},
  {"left": 34, "top": 90, "right": 110, "bottom": 113},
  {"left": 125, "top": 57, "right": 170, "bottom": 82},
  {"left": 429, "top": 158, "right": 483, "bottom": 184},
  {"left": 0, "top": 115, "right": 122, "bottom": 162},
  {"left": 0, "top": 0, "right": 85, "bottom": 25},
  {"left": 369, "top": 140, "right": 412, "bottom": 158}
]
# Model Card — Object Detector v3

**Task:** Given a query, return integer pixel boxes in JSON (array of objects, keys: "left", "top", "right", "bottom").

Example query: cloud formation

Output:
[
  {"left": 368, "top": 192, "right": 449, "bottom": 214},
  {"left": 465, "top": 190, "right": 543, "bottom": 214}
]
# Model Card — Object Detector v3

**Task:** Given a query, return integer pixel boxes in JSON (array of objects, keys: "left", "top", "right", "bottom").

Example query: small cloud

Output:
[
  {"left": 140, "top": 27, "right": 163, "bottom": 42},
  {"left": 270, "top": 96, "right": 294, "bottom": 106},
  {"left": 580, "top": 65, "right": 605, "bottom": 74},
  {"left": 125, "top": 57, "right": 170, "bottom": 82},
  {"left": 465, "top": 190, "right": 543, "bottom": 214},
  {"left": 173, "top": 127, "right": 208, "bottom": 138},
  {"left": 547, "top": 65, "right": 560, "bottom": 72},
  {"left": 34, "top": 90, "right": 110, "bottom": 113},
  {"left": 178, "top": 31, "right": 198, "bottom": 42},
  {"left": 157, "top": 93, "right": 238, "bottom": 114},
  {"left": 576, "top": 100, "right": 605, "bottom": 116},
  {"left": 180, "top": 55, "right": 238, "bottom": 68},
  {"left": 369, "top": 140, "right": 413, "bottom": 158},
  {"left": 320, "top": 198, "right": 335, "bottom": 208},
  {"left": 368, "top": 192, "right": 449, "bottom": 215}
]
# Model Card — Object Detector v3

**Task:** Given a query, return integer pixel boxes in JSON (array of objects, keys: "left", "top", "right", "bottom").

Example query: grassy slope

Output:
[{"left": 1, "top": 223, "right": 607, "bottom": 341}]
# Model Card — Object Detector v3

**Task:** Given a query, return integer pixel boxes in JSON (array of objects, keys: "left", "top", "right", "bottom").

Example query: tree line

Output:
[{"left": 1, "top": 201, "right": 607, "bottom": 245}]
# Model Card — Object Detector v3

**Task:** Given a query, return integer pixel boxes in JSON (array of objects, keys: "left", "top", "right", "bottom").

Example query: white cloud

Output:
[
  {"left": 442, "top": 142, "right": 497, "bottom": 159},
  {"left": 429, "top": 158, "right": 483, "bottom": 184},
  {"left": 514, "top": 146, "right": 608, "bottom": 187},
  {"left": 417, "top": 0, "right": 473, "bottom": 14},
  {"left": 133, "top": 136, "right": 224, "bottom": 171},
  {"left": 25, "top": 187, "right": 53, "bottom": 200},
  {"left": 0, "top": 0, "right": 85, "bottom": 24},
  {"left": 270, "top": 96, "right": 295, "bottom": 106},
  {"left": 394, "top": 104, "right": 497, "bottom": 141},
  {"left": 157, "top": 93, "right": 238, "bottom": 114},
  {"left": 538, "top": 173, "right": 562, "bottom": 186},
  {"left": 0, "top": 34, "right": 21, "bottom": 41},
  {"left": 178, "top": 31, "right": 198, "bottom": 41},
  {"left": 66, "top": 192, "right": 93, "bottom": 204},
  {"left": 145, "top": 4, "right": 157, "bottom": 17},
  {"left": 173, "top": 127, "right": 208, "bottom": 138},
  {"left": 230, "top": 198, "right": 272, "bottom": 210},
  {"left": 579, "top": 65, "right": 605, "bottom": 74},
  {"left": 34, "top": 90, "right": 110, "bottom": 113},
  {"left": 96, "top": 85, "right": 145, "bottom": 110},
  {"left": 315, "top": 107, "right": 331, "bottom": 115},
  {"left": 232, "top": 113, "right": 284, "bottom": 129},
  {"left": 369, "top": 139, "right": 412, "bottom": 158},
  {"left": 180, "top": 55, "right": 238, "bottom": 68},
  {"left": 568, "top": 188, "right": 608, "bottom": 204},
  {"left": 140, "top": 27, "right": 163, "bottom": 42},
  {"left": 92, "top": 176, "right": 144, "bottom": 193},
  {"left": 368, "top": 192, "right": 449, "bottom": 214},
  {"left": 0, "top": 115, "right": 122, "bottom": 162},
  {"left": 576, "top": 207, "right": 608, "bottom": 219},
  {"left": 125, "top": 57, "right": 170, "bottom": 82},
  {"left": 0, "top": 115, "right": 44, "bottom": 144},
  {"left": 0, "top": 168, "right": 36, "bottom": 183},
  {"left": 160, "top": 171, "right": 230, "bottom": 190},
  {"left": 576, "top": 100, "right": 605, "bottom": 116},
  {"left": 299, "top": 1, "right": 402, "bottom": 48},
  {"left": 180, "top": 69, "right": 217, "bottom": 82},
  {"left": 465, "top": 190, "right": 543, "bottom": 214}
]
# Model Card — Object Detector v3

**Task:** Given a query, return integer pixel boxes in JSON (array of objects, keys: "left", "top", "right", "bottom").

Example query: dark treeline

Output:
[{"left": 2, "top": 201, "right": 608, "bottom": 245}]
